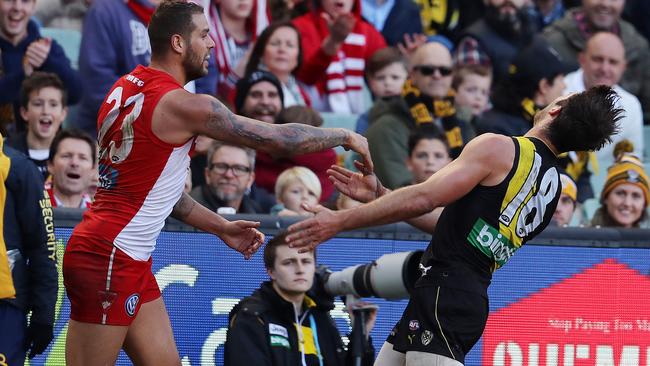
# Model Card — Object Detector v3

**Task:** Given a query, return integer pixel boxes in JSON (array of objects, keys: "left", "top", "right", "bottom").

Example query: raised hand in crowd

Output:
[
  {"left": 23, "top": 38, "right": 52, "bottom": 76},
  {"left": 322, "top": 11, "right": 356, "bottom": 55},
  {"left": 397, "top": 33, "right": 427, "bottom": 63}
]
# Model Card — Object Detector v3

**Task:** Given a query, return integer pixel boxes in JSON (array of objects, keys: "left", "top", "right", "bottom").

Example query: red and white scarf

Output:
[
  {"left": 313, "top": 12, "right": 367, "bottom": 114},
  {"left": 201, "top": 0, "right": 268, "bottom": 94}
]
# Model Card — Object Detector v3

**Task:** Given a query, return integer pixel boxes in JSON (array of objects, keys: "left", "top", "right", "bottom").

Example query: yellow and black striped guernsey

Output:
[{"left": 417, "top": 136, "right": 561, "bottom": 297}]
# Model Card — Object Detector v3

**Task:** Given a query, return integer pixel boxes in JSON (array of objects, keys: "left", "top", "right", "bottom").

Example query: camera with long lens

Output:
[{"left": 318, "top": 250, "right": 424, "bottom": 300}]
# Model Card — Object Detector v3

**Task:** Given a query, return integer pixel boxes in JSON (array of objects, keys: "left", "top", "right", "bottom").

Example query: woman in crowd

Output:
[
  {"left": 591, "top": 142, "right": 650, "bottom": 228},
  {"left": 244, "top": 21, "right": 310, "bottom": 107}
]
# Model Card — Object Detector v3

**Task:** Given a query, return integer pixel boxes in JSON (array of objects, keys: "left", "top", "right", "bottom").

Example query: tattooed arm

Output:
[
  {"left": 170, "top": 193, "right": 265, "bottom": 259},
  {"left": 152, "top": 91, "right": 374, "bottom": 173}
]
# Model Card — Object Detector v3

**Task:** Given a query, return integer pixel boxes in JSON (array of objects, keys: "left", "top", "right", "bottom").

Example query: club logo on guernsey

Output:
[
  {"left": 468, "top": 218, "right": 517, "bottom": 267},
  {"left": 125, "top": 293, "right": 140, "bottom": 317}
]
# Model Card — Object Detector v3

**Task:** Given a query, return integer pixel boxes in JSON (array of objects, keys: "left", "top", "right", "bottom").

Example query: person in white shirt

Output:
[{"left": 563, "top": 31, "right": 644, "bottom": 162}]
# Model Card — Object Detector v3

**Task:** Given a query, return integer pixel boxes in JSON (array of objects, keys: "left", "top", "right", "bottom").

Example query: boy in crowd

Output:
[
  {"left": 356, "top": 47, "right": 408, "bottom": 135},
  {"left": 7, "top": 72, "right": 67, "bottom": 180},
  {"left": 452, "top": 64, "right": 492, "bottom": 122}
]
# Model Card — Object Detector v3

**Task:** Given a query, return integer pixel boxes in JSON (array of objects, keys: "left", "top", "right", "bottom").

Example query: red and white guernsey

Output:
[{"left": 72, "top": 65, "right": 193, "bottom": 261}]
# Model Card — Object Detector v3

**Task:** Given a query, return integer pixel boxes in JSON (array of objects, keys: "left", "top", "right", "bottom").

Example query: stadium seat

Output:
[{"left": 41, "top": 27, "right": 82, "bottom": 70}]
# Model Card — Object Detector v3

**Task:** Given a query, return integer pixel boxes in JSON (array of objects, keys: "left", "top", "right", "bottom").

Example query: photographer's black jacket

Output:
[
  {"left": 224, "top": 281, "right": 374, "bottom": 366},
  {"left": 0, "top": 145, "right": 57, "bottom": 326}
]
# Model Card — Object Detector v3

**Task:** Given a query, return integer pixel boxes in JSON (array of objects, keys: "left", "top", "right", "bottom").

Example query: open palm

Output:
[{"left": 328, "top": 162, "right": 381, "bottom": 203}]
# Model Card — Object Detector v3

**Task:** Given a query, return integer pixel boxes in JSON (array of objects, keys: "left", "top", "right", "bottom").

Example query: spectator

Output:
[
  {"left": 591, "top": 143, "right": 649, "bottom": 228},
  {"left": 365, "top": 42, "right": 471, "bottom": 188},
  {"left": 293, "top": 0, "right": 386, "bottom": 113},
  {"left": 542, "top": 0, "right": 650, "bottom": 123},
  {"left": 552, "top": 172, "right": 578, "bottom": 227},
  {"left": 6, "top": 72, "right": 67, "bottom": 180},
  {"left": 235, "top": 70, "right": 284, "bottom": 123},
  {"left": 189, "top": 140, "right": 262, "bottom": 214},
  {"left": 268, "top": 0, "right": 309, "bottom": 22},
  {"left": 355, "top": 47, "right": 408, "bottom": 134},
  {"left": 200, "top": 0, "right": 268, "bottom": 101},
  {"left": 454, "top": 0, "right": 537, "bottom": 84},
  {"left": 74, "top": 0, "right": 217, "bottom": 136},
  {"left": 405, "top": 126, "right": 451, "bottom": 185},
  {"left": 46, "top": 128, "right": 95, "bottom": 208},
  {"left": 0, "top": 138, "right": 57, "bottom": 364},
  {"left": 35, "top": 0, "right": 88, "bottom": 31},
  {"left": 244, "top": 21, "right": 310, "bottom": 107},
  {"left": 451, "top": 64, "right": 492, "bottom": 124},
  {"left": 0, "top": 0, "right": 81, "bottom": 135},
  {"left": 476, "top": 39, "right": 568, "bottom": 137},
  {"left": 563, "top": 32, "right": 643, "bottom": 161},
  {"left": 272, "top": 166, "right": 321, "bottom": 216},
  {"left": 224, "top": 232, "right": 376, "bottom": 365},
  {"left": 526, "top": 0, "right": 564, "bottom": 32},
  {"left": 190, "top": 135, "right": 215, "bottom": 188},
  {"left": 234, "top": 72, "right": 337, "bottom": 202},
  {"left": 415, "top": 0, "right": 485, "bottom": 41},
  {"left": 361, "top": 0, "right": 422, "bottom": 46}
]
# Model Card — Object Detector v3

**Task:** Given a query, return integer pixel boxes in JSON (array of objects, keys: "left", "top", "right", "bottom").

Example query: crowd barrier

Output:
[{"left": 31, "top": 210, "right": 650, "bottom": 366}]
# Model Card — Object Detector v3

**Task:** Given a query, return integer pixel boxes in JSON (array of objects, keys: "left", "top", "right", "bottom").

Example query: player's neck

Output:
[
  {"left": 150, "top": 58, "right": 188, "bottom": 86},
  {"left": 525, "top": 127, "right": 559, "bottom": 156}
]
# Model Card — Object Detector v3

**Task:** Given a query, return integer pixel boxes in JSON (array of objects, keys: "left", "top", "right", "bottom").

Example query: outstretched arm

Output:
[
  {"left": 171, "top": 193, "right": 264, "bottom": 259},
  {"left": 155, "top": 91, "right": 373, "bottom": 173},
  {"left": 287, "top": 134, "right": 513, "bottom": 250}
]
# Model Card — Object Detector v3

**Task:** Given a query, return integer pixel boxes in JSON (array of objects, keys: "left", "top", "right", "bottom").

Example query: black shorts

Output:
[{"left": 387, "top": 285, "right": 488, "bottom": 364}]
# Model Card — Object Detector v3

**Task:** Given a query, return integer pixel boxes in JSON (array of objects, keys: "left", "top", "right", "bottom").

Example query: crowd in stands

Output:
[{"left": 1, "top": 0, "right": 650, "bottom": 231}]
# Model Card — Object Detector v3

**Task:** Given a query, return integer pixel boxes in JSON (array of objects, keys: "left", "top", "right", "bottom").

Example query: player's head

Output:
[
  {"left": 264, "top": 231, "right": 315, "bottom": 296},
  {"left": 148, "top": 0, "right": 214, "bottom": 81},
  {"left": 538, "top": 85, "right": 623, "bottom": 154}
]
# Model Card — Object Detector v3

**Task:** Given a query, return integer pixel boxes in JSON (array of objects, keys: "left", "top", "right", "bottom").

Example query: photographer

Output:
[{"left": 224, "top": 232, "right": 376, "bottom": 366}]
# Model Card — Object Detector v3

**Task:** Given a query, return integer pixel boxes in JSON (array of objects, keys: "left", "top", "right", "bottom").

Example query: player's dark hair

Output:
[
  {"left": 546, "top": 85, "right": 623, "bottom": 153},
  {"left": 20, "top": 72, "right": 67, "bottom": 108},
  {"left": 264, "top": 231, "right": 315, "bottom": 270},
  {"left": 407, "top": 125, "right": 450, "bottom": 157},
  {"left": 49, "top": 128, "right": 96, "bottom": 165},
  {"left": 148, "top": 0, "right": 204, "bottom": 56}
]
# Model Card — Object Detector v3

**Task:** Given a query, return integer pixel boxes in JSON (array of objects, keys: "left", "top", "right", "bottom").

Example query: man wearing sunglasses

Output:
[
  {"left": 190, "top": 140, "right": 262, "bottom": 214},
  {"left": 365, "top": 41, "right": 473, "bottom": 189}
]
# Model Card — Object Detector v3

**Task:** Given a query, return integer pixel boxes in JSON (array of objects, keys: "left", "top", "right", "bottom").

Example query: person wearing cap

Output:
[
  {"left": 454, "top": 0, "right": 537, "bottom": 85},
  {"left": 591, "top": 143, "right": 650, "bottom": 229},
  {"left": 235, "top": 70, "right": 285, "bottom": 124},
  {"left": 563, "top": 32, "right": 643, "bottom": 162},
  {"left": 552, "top": 173, "right": 578, "bottom": 226},
  {"left": 476, "top": 39, "right": 569, "bottom": 137}
]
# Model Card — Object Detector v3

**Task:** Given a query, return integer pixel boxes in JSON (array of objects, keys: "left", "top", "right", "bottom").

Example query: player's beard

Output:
[{"left": 183, "top": 46, "right": 208, "bottom": 82}]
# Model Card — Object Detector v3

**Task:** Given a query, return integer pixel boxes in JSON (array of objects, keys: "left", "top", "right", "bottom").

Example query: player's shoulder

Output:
[{"left": 464, "top": 133, "right": 514, "bottom": 156}]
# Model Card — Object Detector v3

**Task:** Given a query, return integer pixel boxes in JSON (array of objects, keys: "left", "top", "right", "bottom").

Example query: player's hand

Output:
[
  {"left": 220, "top": 220, "right": 265, "bottom": 259},
  {"left": 286, "top": 203, "right": 342, "bottom": 252},
  {"left": 328, "top": 161, "right": 385, "bottom": 203},
  {"left": 342, "top": 132, "right": 374, "bottom": 174},
  {"left": 25, "top": 38, "right": 52, "bottom": 69},
  {"left": 323, "top": 12, "right": 355, "bottom": 43}
]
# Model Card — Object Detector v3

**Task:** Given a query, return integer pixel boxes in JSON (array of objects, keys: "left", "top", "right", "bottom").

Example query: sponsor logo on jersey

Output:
[
  {"left": 125, "top": 293, "right": 140, "bottom": 317},
  {"left": 468, "top": 218, "right": 517, "bottom": 267}
]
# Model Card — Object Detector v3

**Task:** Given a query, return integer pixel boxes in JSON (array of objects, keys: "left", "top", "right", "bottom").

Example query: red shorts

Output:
[{"left": 63, "top": 234, "right": 161, "bottom": 326}]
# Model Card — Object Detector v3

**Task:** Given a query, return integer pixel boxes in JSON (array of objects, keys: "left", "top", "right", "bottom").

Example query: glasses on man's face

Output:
[
  {"left": 210, "top": 162, "right": 252, "bottom": 176},
  {"left": 413, "top": 65, "right": 453, "bottom": 77}
]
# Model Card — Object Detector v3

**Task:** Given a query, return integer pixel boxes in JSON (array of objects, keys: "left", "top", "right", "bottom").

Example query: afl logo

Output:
[{"left": 125, "top": 294, "right": 140, "bottom": 317}]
